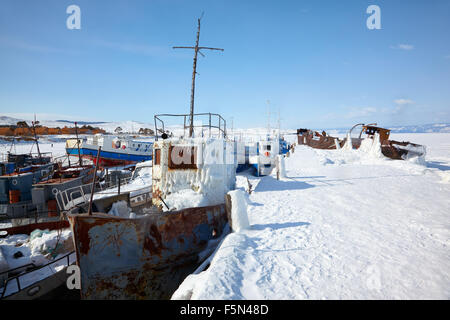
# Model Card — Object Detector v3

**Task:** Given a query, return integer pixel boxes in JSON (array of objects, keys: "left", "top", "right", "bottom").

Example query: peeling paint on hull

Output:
[{"left": 68, "top": 204, "right": 228, "bottom": 299}]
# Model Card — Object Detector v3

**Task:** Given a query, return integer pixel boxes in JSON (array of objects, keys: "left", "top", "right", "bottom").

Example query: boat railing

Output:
[
  {"left": 55, "top": 175, "right": 134, "bottom": 212},
  {"left": 0, "top": 251, "right": 75, "bottom": 299},
  {"left": 154, "top": 113, "right": 227, "bottom": 140},
  {"left": 348, "top": 123, "right": 378, "bottom": 139},
  {"left": 0, "top": 152, "right": 53, "bottom": 163}
]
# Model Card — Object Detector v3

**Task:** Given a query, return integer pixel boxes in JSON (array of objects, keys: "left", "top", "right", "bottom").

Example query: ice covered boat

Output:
[
  {"left": 248, "top": 139, "right": 280, "bottom": 176},
  {"left": 235, "top": 136, "right": 282, "bottom": 177},
  {"left": 346, "top": 124, "right": 426, "bottom": 160},
  {"left": 297, "top": 124, "right": 426, "bottom": 160},
  {"left": 67, "top": 114, "right": 236, "bottom": 299}
]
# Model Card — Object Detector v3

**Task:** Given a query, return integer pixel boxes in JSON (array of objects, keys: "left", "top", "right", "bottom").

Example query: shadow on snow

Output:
[{"left": 254, "top": 176, "right": 315, "bottom": 192}]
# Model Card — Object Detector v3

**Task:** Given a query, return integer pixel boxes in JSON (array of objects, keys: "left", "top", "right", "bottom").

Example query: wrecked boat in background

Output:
[
  {"left": 68, "top": 113, "right": 236, "bottom": 299},
  {"left": 297, "top": 128, "right": 344, "bottom": 150},
  {"left": 346, "top": 124, "right": 426, "bottom": 160},
  {"left": 297, "top": 123, "right": 426, "bottom": 160}
]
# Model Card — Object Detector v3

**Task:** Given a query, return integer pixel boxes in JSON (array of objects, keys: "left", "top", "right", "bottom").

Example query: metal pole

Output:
[
  {"left": 74, "top": 122, "right": 82, "bottom": 166},
  {"left": 188, "top": 18, "right": 201, "bottom": 138},
  {"left": 223, "top": 118, "right": 226, "bottom": 138},
  {"left": 88, "top": 147, "right": 101, "bottom": 216},
  {"left": 31, "top": 119, "right": 42, "bottom": 162},
  {"left": 172, "top": 16, "right": 224, "bottom": 138},
  {"left": 209, "top": 113, "right": 211, "bottom": 137},
  {"left": 154, "top": 117, "right": 158, "bottom": 141}
]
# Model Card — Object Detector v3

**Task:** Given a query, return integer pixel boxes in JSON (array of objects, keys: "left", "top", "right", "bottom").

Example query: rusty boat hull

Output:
[
  {"left": 350, "top": 138, "right": 426, "bottom": 160},
  {"left": 297, "top": 129, "right": 344, "bottom": 150},
  {"left": 297, "top": 127, "right": 426, "bottom": 160},
  {"left": 68, "top": 204, "right": 228, "bottom": 299}
]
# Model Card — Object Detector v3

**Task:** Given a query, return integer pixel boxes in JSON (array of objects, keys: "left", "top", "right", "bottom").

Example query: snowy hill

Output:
[
  {"left": 317, "top": 123, "right": 450, "bottom": 134},
  {"left": 388, "top": 123, "right": 450, "bottom": 133},
  {"left": 1, "top": 115, "right": 450, "bottom": 134},
  {"left": 0, "top": 116, "right": 24, "bottom": 126},
  {"left": 0, "top": 116, "right": 154, "bottom": 134}
]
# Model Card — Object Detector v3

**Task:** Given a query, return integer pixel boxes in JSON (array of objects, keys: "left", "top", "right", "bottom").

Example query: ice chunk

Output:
[
  {"left": 359, "top": 133, "right": 383, "bottom": 159},
  {"left": 228, "top": 190, "right": 250, "bottom": 232},
  {"left": 278, "top": 155, "right": 286, "bottom": 178},
  {"left": 163, "top": 189, "right": 209, "bottom": 212},
  {"left": 342, "top": 133, "right": 353, "bottom": 150},
  {"left": 108, "top": 200, "right": 133, "bottom": 218}
]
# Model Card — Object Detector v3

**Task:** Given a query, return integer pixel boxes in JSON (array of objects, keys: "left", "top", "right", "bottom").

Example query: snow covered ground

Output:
[
  {"left": 0, "top": 137, "right": 70, "bottom": 165},
  {"left": 2, "top": 132, "right": 449, "bottom": 299},
  {"left": 173, "top": 133, "right": 450, "bottom": 300},
  {"left": 0, "top": 229, "right": 75, "bottom": 297}
]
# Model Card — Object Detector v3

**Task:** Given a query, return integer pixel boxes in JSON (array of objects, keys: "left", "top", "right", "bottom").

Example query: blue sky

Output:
[{"left": 0, "top": 0, "right": 449, "bottom": 129}]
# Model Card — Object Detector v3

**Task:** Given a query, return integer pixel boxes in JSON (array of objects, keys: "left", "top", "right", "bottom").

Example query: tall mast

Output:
[
  {"left": 74, "top": 121, "right": 82, "bottom": 166},
  {"left": 278, "top": 108, "right": 281, "bottom": 137},
  {"left": 173, "top": 16, "right": 224, "bottom": 137},
  {"left": 32, "top": 114, "right": 42, "bottom": 161}
]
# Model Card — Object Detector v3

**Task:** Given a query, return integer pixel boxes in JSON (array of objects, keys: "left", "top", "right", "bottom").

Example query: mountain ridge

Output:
[{"left": 1, "top": 116, "right": 449, "bottom": 134}]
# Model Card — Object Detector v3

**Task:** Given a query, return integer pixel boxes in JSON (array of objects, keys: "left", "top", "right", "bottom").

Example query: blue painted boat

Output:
[
  {"left": 0, "top": 163, "right": 55, "bottom": 219},
  {"left": 66, "top": 134, "right": 153, "bottom": 167}
]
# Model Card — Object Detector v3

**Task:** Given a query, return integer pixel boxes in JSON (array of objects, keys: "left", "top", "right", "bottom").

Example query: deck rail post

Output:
[{"left": 88, "top": 147, "right": 101, "bottom": 216}]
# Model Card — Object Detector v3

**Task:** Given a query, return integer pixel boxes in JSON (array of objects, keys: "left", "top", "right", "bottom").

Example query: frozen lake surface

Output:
[{"left": 173, "top": 133, "right": 450, "bottom": 300}]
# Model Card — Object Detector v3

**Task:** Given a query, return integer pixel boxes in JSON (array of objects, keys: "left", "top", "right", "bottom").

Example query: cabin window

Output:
[
  {"left": 154, "top": 149, "right": 161, "bottom": 165},
  {"left": 264, "top": 145, "right": 271, "bottom": 151},
  {"left": 168, "top": 146, "right": 197, "bottom": 169}
]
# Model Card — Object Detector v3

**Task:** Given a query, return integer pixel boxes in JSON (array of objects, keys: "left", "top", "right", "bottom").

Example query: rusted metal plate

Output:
[
  {"left": 68, "top": 204, "right": 228, "bottom": 299},
  {"left": 168, "top": 145, "right": 198, "bottom": 170},
  {"left": 297, "top": 130, "right": 343, "bottom": 150}
]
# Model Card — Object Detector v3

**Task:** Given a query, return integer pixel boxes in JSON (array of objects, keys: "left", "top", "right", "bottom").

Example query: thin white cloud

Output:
[
  {"left": 390, "top": 44, "right": 414, "bottom": 51},
  {"left": 345, "top": 107, "right": 378, "bottom": 119},
  {"left": 93, "top": 39, "right": 170, "bottom": 56},
  {"left": 394, "top": 99, "right": 414, "bottom": 105},
  {"left": 0, "top": 36, "right": 64, "bottom": 54},
  {"left": 392, "top": 99, "right": 415, "bottom": 115}
]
